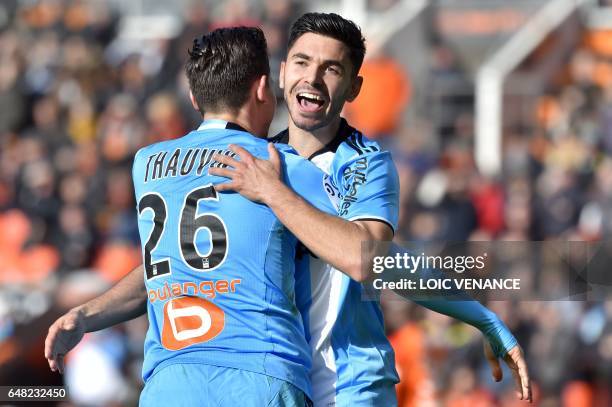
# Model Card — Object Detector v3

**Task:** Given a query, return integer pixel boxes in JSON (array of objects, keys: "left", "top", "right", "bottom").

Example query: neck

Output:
[
  {"left": 203, "top": 109, "right": 265, "bottom": 138},
  {"left": 287, "top": 116, "right": 342, "bottom": 158}
]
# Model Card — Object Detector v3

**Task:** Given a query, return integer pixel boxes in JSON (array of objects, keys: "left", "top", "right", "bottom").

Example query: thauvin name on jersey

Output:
[{"left": 143, "top": 148, "right": 237, "bottom": 183}]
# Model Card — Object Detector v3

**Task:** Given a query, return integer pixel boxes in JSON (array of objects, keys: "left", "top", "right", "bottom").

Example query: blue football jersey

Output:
[
  {"left": 272, "top": 119, "right": 401, "bottom": 406},
  {"left": 132, "top": 120, "right": 336, "bottom": 398}
]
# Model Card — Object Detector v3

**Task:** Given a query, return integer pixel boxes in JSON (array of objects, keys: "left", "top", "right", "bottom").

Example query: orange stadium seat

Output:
[
  {"left": 585, "top": 30, "right": 612, "bottom": 57},
  {"left": 343, "top": 56, "right": 410, "bottom": 138},
  {"left": 95, "top": 242, "right": 142, "bottom": 283}
]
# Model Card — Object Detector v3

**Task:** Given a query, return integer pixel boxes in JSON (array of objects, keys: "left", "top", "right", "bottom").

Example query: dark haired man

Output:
[
  {"left": 47, "top": 27, "right": 337, "bottom": 406},
  {"left": 211, "top": 12, "right": 531, "bottom": 406},
  {"left": 46, "top": 15, "right": 530, "bottom": 407},
  {"left": 46, "top": 24, "right": 398, "bottom": 406}
]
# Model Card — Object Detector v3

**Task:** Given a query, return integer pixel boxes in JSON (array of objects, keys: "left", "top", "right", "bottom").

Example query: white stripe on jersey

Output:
[
  {"left": 311, "top": 152, "right": 335, "bottom": 175},
  {"left": 309, "top": 150, "right": 342, "bottom": 406},
  {"left": 308, "top": 259, "right": 344, "bottom": 406},
  {"left": 291, "top": 123, "right": 398, "bottom": 406}
]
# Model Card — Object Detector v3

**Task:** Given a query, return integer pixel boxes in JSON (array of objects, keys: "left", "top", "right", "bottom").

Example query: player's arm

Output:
[
  {"left": 384, "top": 242, "right": 532, "bottom": 402},
  {"left": 211, "top": 146, "right": 531, "bottom": 401},
  {"left": 419, "top": 296, "right": 531, "bottom": 401},
  {"left": 45, "top": 264, "right": 146, "bottom": 373},
  {"left": 267, "top": 191, "right": 391, "bottom": 282},
  {"left": 422, "top": 298, "right": 531, "bottom": 401},
  {"left": 210, "top": 143, "right": 387, "bottom": 282}
]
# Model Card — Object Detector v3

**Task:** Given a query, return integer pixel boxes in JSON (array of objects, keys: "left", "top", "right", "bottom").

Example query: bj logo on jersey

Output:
[{"left": 161, "top": 296, "right": 225, "bottom": 350}]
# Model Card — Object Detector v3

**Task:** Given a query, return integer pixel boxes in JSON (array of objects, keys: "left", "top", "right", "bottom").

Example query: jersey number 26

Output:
[{"left": 137, "top": 184, "right": 228, "bottom": 280}]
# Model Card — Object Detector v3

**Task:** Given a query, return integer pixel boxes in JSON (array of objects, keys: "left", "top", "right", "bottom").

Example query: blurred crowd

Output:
[
  {"left": 381, "top": 23, "right": 612, "bottom": 407},
  {"left": 0, "top": 0, "right": 301, "bottom": 405},
  {"left": 0, "top": 0, "right": 610, "bottom": 406}
]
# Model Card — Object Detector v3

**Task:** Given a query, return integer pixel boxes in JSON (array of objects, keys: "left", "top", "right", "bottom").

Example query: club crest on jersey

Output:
[{"left": 322, "top": 174, "right": 340, "bottom": 209}]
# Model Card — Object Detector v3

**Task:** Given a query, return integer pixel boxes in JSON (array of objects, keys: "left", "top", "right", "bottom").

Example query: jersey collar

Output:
[
  {"left": 271, "top": 118, "right": 354, "bottom": 161},
  {"left": 198, "top": 120, "right": 249, "bottom": 132}
]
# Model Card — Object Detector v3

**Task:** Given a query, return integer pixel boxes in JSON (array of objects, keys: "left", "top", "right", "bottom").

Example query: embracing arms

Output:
[{"left": 210, "top": 143, "right": 392, "bottom": 282}]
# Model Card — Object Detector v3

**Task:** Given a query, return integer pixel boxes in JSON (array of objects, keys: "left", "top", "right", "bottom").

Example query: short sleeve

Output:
[{"left": 335, "top": 151, "right": 399, "bottom": 232}]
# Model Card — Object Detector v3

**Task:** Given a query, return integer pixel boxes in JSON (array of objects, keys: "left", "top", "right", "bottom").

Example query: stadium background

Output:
[{"left": 0, "top": 0, "right": 611, "bottom": 405}]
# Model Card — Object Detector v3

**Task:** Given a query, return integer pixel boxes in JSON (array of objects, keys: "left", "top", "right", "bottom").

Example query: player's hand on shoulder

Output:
[
  {"left": 209, "top": 143, "right": 284, "bottom": 204},
  {"left": 44, "top": 308, "right": 87, "bottom": 374}
]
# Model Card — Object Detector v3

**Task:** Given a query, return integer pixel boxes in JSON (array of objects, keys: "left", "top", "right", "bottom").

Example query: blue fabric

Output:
[
  {"left": 287, "top": 124, "right": 401, "bottom": 405},
  {"left": 133, "top": 120, "right": 335, "bottom": 398},
  {"left": 333, "top": 377, "right": 398, "bottom": 407},
  {"left": 139, "top": 363, "right": 309, "bottom": 407},
  {"left": 332, "top": 148, "right": 400, "bottom": 230}
]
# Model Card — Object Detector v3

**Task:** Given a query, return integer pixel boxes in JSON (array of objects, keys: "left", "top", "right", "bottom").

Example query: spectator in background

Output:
[
  {"left": 343, "top": 47, "right": 410, "bottom": 139},
  {"left": 383, "top": 294, "right": 436, "bottom": 407},
  {"left": 97, "top": 94, "right": 145, "bottom": 166},
  {"left": 0, "top": 33, "right": 25, "bottom": 134},
  {"left": 0, "top": 2, "right": 304, "bottom": 402},
  {"left": 144, "top": 92, "right": 186, "bottom": 143}
]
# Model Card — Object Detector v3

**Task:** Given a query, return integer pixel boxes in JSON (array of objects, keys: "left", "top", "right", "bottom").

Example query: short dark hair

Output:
[
  {"left": 185, "top": 27, "right": 270, "bottom": 114},
  {"left": 287, "top": 13, "right": 366, "bottom": 76}
]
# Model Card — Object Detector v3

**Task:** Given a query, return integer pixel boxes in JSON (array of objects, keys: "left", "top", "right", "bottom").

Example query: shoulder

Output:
[
  {"left": 134, "top": 141, "right": 163, "bottom": 164},
  {"left": 282, "top": 150, "right": 316, "bottom": 174},
  {"left": 280, "top": 149, "right": 325, "bottom": 185},
  {"left": 133, "top": 140, "right": 172, "bottom": 171},
  {"left": 336, "top": 120, "right": 381, "bottom": 156},
  {"left": 333, "top": 127, "right": 394, "bottom": 173},
  {"left": 341, "top": 128, "right": 382, "bottom": 157},
  {"left": 275, "top": 143, "right": 299, "bottom": 157},
  {"left": 332, "top": 122, "right": 391, "bottom": 166}
]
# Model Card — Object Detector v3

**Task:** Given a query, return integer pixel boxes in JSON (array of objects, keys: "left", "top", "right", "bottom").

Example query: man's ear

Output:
[
  {"left": 255, "top": 75, "right": 269, "bottom": 103},
  {"left": 279, "top": 61, "right": 286, "bottom": 90},
  {"left": 189, "top": 90, "right": 200, "bottom": 112},
  {"left": 346, "top": 75, "right": 363, "bottom": 102}
]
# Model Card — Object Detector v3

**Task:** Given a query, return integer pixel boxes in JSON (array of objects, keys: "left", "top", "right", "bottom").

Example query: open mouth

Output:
[{"left": 296, "top": 91, "right": 325, "bottom": 113}]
